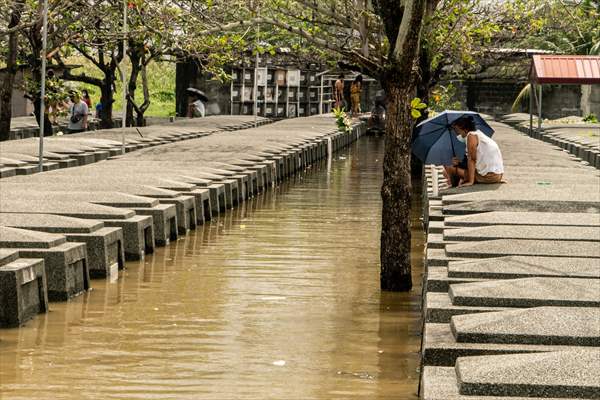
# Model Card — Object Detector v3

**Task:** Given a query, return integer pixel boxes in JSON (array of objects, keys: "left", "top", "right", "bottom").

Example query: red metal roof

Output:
[{"left": 530, "top": 55, "right": 600, "bottom": 84}]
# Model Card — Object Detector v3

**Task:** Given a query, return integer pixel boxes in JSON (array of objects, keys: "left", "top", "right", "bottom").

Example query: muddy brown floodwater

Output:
[{"left": 0, "top": 137, "right": 424, "bottom": 400}]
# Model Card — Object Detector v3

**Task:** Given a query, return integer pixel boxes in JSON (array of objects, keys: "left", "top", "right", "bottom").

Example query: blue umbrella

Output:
[{"left": 412, "top": 110, "right": 494, "bottom": 166}]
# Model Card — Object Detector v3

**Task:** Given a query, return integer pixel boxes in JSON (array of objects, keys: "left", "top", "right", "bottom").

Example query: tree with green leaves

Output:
[
  {"left": 0, "top": 0, "right": 25, "bottom": 140},
  {"left": 1, "top": 0, "right": 100, "bottom": 138},
  {"left": 179, "top": 0, "right": 434, "bottom": 291},
  {"left": 123, "top": 0, "right": 252, "bottom": 125},
  {"left": 179, "top": 0, "right": 530, "bottom": 291},
  {"left": 507, "top": 0, "right": 599, "bottom": 55}
]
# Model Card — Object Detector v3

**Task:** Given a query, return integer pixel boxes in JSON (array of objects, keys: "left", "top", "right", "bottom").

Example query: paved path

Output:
[
  {"left": 500, "top": 113, "right": 600, "bottom": 169},
  {"left": 421, "top": 119, "right": 600, "bottom": 399},
  {"left": 0, "top": 116, "right": 270, "bottom": 177}
]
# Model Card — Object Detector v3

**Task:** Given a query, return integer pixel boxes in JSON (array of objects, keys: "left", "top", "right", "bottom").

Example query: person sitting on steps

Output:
[{"left": 444, "top": 116, "right": 505, "bottom": 187}]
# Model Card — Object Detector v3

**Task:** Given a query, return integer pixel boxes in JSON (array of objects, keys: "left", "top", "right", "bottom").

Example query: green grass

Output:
[{"left": 66, "top": 56, "right": 176, "bottom": 118}]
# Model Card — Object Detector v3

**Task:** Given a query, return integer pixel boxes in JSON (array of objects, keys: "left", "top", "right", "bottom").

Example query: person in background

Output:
[
  {"left": 444, "top": 115, "right": 504, "bottom": 187},
  {"left": 81, "top": 89, "right": 92, "bottom": 108},
  {"left": 350, "top": 74, "right": 363, "bottom": 117},
  {"left": 368, "top": 95, "right": 386, "bottom": 134},
  {"left": 95, "top": 98, "right": 103, "bottom": 119},
  {"left": 67, "top": 90, "right": 88, "bottom": 134},
  {"left": 334, "top": 73, "right": 345, "bottom": 109},
  {"left": 187, "top": 92, "right": 205, "bottom": 118}
]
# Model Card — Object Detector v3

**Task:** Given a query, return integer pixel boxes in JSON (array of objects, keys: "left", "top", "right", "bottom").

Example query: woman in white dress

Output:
[{"left": 445, "top": 116, "right": 504, "bottom": 187}]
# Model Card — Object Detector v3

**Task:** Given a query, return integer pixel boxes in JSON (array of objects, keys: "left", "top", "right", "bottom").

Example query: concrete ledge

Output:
[
  {"left": 133, "top": 203, "right": 178, "bottom": 246},
  {"left": 451, "top": 307, "right": 600, "bottom": 347},
  {"left": 421, "top": 366, "right": 585, "bottom": 400},
  {"left": 65, "top": 227, "right": 124, "bottom": 279},
  {"left": 456, "top": 350, "right": 600, "bottom": 398},
  {"left": 0, "top": 213, "right": 125, "bottom": 278},
  {"left": 158, "top": 195, "right": 196, "bottom": 234},
  {"left": 0, "top": 257, "right": 48, "bottom": 328},
  {"left": 448, "top": 256, "right": 600, "bottom": 280},
  {"left": 422, "top": 323, "right": 575, "bottom": 367},
  {"left": 449, "top": 277, "right": 600, "bottom": 308},
  {"left": 425, "top": 292, "right": 510, "bottom": 323},
  {"left": 426, "top": 268, "right": 484, "bottom": 292},
  {"left": 103, "top": 216, "right": 154, "bottom": 260},
  {"left": 17, "top": 241, "right": 89, "bottom": 301}
]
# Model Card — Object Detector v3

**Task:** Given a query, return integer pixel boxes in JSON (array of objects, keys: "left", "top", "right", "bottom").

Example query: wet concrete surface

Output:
[{"left": 0, "top": 137, "right": 424, "bottom": 400}]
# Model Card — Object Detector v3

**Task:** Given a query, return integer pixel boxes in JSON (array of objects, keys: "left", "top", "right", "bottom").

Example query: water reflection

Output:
[{"left": 0, "top": 137, "right": 423, "bottom": 399}]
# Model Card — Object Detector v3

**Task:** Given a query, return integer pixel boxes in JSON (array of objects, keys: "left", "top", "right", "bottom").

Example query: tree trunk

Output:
[
  {"left": 126, "top": 48, "right": 141, "bottom": 127},
  {"left": 377, "top": 0, "right": 427, "bottom": 292},
  {"left": 0, "top": 1, "right": 24, "bottom": 141},
  {"left": 175, "top": 60, "right": 198, "bottom": 117},
  {"left": 99, "top": 80, "right": 114, "bottom": 129},
  {"left": 136, "top": 110, "right": 145, "bottom": 126},
  {"left": 380, "top": 76, "right": 416, "bottom": 291}
]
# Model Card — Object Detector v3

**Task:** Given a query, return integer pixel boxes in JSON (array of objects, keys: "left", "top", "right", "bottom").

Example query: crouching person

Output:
[{"left": 445, "top": 116, "right": 504, "bottom": 187}]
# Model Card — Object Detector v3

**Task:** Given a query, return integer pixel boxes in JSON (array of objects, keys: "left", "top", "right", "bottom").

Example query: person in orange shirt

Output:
[{"left": 350, "top": 75, "right": 363, "bottom": 117}]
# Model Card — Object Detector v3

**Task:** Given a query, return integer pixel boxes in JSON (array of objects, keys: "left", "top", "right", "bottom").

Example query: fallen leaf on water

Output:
[{"left": 272, "top": 360, "right": 286, "bottom": 366}]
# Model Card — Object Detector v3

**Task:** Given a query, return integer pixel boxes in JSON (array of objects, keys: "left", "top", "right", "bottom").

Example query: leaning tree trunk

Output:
[
  {"left": 380, "top": 75, "right": 417, "bottom": 291},
  {"left": 0, "top": 0, "right": 25, "bottom": 141},
  {"left": 125, "top": 67, "right": 139, "bottom": 127},
  {"left": 126, "top": 46, "right": 141, "bottom": 127}
]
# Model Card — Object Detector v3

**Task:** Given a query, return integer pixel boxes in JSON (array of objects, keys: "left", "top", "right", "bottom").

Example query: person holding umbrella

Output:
[
  {"left": 447, "top": 115, "right": 504, "bottom": 186},
  {"left": 186, "top": 88, "right": 208, "bottom": 118},
  {"left": 412, "top": 111, "right": 504, "bottom": 187}
]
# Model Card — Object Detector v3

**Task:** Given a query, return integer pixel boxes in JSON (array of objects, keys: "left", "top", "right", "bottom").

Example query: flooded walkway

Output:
[{"left": 0, "top": 137, "right": 423, "bottom": 399}]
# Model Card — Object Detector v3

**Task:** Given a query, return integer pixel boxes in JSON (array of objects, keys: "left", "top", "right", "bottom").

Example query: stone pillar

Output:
[{"left": 581, "top": 84, "right": 600, "bottom": 117}]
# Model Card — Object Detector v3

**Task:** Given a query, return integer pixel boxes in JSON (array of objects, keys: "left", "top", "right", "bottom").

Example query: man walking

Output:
[{"left": 67, "top": 90, "right": 88, "bottom": 134}]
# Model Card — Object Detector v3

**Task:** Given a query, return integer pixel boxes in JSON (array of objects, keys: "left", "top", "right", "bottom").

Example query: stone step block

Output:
[
  {"left": 425, "top": 292, "right": 510, "bottom": 323},
  {"left": 456, "top": 350, "right": 600, "bottom": 398},
  {"left": 445, "top": 239, "right": 600, "bottom": 259},
  {"left": 427, "top": 268, "right": 485, "bottom": 292},
  {"left": 4, "top": 229, "right": 90, "bottom": 302},
  {"left": 0, "top": 249, "right": 20, "bottom": 266},
  {"left": 444, "top": 211, "right": 600, "bottom": 227},
  {"left": 448, "top": 256, "right": 600, "bottom": 280},
  {"left": 132, "top": 204, "right": 178, "bottom": 246},
  {"left": 0, "top": 258, "right": 48, "bottom": 327},
  {"left": 443, "top": 200, "right": 600, "bottom": 215},
  {"left": 451, "top": 306, "right": 600, "bottom": 346},
  {"left": 449, "top": 277, "right": 600, "bottom": 308},
  {"left": 422, "top": 323, "right": 579, "bottom": 367},
  {"left": 421, "top": 366, "right": 586, "bottom": 400},
  {"left": 444, "top": 225, "right": 600, "bottom": 242}
]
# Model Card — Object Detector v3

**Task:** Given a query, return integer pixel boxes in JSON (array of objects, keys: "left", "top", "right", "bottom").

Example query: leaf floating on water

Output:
[{"left": 272, "top": 360, "right": 286, "bottom": 366}]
